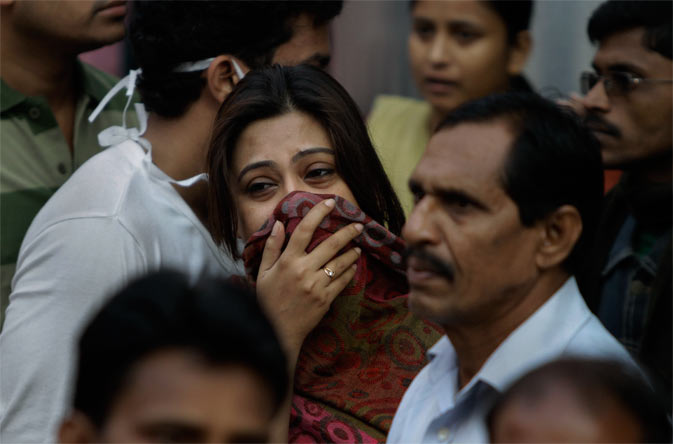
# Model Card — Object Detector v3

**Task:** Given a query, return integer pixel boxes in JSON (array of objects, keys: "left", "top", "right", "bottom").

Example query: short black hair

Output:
[
  {"left": 72, "top": 270, "right": 288, "bottom": 428},
  {"left": 437, "top": 92, "right": 603, "bottom": 275},
  {"left": 208, "top": 65, "right": 405, "bottom": 257},
  {"left": 410, "top": 1, "right": 534, "bottom": 42},
  {"left": 588, "top": 0, "right": 671, "bottom": 59},
  {"left": 129, "top": 1, "right": 343, "bottom": 117},
  {"left": 488, "top": 358, "right": 672, "bottom": 443},
  {"left": 483, "top": 0, "right": 534, "bottom": 43}
]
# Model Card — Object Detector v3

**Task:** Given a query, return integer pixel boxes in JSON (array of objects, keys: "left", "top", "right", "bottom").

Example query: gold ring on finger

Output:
[{"left": 323, "top": 267, "right": 335, "bottom": 279}]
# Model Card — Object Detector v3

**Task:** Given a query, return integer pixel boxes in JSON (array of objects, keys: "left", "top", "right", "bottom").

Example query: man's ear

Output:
[
  {"left": 535, "top": 205, "right": 582, "bottom": 270},
  {"left": 205, "top": 55, "right": 247, "bottom": 104},
  {"left": 506, "top": 30, "right": 532, "bottom": 76},
  {"left": 58, "top": 411, "right": 98, "bottom": 444}
]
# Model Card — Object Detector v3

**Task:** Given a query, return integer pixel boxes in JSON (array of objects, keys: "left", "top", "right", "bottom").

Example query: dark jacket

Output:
[{"left": 577, "top": 174, "right": 671, "bottom": 415}]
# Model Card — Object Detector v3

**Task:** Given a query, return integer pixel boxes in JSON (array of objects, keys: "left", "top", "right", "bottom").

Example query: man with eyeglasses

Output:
[{"left": 573, "top": 0, "right": 672, "bottom": 416}]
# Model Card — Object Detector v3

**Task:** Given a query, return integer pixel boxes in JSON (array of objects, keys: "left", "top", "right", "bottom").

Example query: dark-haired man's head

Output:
[
  {"left": 130, "top": 0, "right": 343, "bottom": 117},
  {"left": 580, "top": 1, "right": 672, "bottom": 179},
  {"left": 404, "top": 92, "right": 602, "bottom": 327},
  {"left": 58, "top": 271, "right": 288, "bottom": 443},
  {"left": 488, "top": 358, "right": 671, "bottom": 443}
]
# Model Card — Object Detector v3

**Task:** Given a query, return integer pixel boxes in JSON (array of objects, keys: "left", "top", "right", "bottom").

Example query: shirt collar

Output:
[
  {"left": 427, "top": 277, "right": 592, "bottom": 394},
  {"left": 0, "top": 77, "right": 24, "bottom": 112},
  {"left": 78, "top": 61, "right": 113, "bottom": 104},
  {"left": 478, "top": 277, "right": 591, "bottom": 392},
  {"left": 1, "top": 60, "right": 109, "bottom": 113}
]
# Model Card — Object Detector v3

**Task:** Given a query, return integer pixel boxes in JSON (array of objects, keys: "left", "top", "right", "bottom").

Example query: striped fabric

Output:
[{"left": 1, "top": 62, "right": 136, "bottom": 329}]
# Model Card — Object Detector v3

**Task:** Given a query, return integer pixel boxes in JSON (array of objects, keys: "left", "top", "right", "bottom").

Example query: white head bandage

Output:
[
  {"left": 86, "top": 57, "right": 245, "bottom": 187},
  {"left": 174, "top": 57, "right": 246, "bottom": 80}
]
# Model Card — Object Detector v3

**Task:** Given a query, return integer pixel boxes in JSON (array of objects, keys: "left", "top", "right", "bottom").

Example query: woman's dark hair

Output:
[
  {"left": 410, "top": 0, "right": 534, "bottom": 43},
  {"left": 207, "top": 65, "right": 405, "bottom": 258},
  {"left": 73, "top": 270, "right": 288, "bottom": 427},
  {"left": 129, "top": 1, "right": 343, "bottom": 117}
]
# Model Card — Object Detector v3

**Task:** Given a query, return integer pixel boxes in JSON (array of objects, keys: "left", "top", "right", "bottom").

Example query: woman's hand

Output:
[{"left": 256, "top": 198, "right": 363, "bottom": 364}]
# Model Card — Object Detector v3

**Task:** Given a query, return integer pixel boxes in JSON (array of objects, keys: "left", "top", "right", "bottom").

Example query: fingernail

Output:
[
  {"left": 351, "top": 264, "right": 358, "bottom": 271},
  {"left": 271, "top": 220, "right": 281, "bottom": 236},
  {"left": 354, "top": 247, "right": 362, "bottom": 255},
  {"left": 354, "top": 223, "right": 364, "bottom": 232},
  {"left": 324, "top": 199, "right": 335, "bottom": 208}
]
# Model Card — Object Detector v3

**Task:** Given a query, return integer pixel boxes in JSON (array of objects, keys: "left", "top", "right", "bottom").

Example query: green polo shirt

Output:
[{"left": 1, "top": 61, "right": 136, "bottom": 329}]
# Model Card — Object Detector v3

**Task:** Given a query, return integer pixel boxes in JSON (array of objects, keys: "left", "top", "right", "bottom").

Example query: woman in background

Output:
[
  {"left": 208, "top": 64, "right": 441, "bottom": 442},
  {"left": 368, "top": 0, "right": 534, "bottom": 214}
]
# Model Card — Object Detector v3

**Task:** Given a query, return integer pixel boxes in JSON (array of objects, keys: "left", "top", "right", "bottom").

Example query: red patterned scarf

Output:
[{"left": 243, "top": 191, "right": 442, "bottom": 443}]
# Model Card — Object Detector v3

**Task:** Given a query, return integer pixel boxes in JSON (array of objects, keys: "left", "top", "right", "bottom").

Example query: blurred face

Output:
[
  {"left": 490, "top": 380, "right": 643, "bottom": 443},
  {"left": 581, "top": 27, "right": 672, "bottom": 170},
  {"left": 408, "top": 0, "right": 523, "bottom": 115},
  {"left": 403, "top": 121, "right": 541, "bottom": 327},
  {"left": 272, "top": 13, "right": 332, "bottom": 69},
  {"left": 6, "top": 0, "right": 127, "bottom": 53},
  {"left": 232, "top": 111, "right": 357, "bottom": 241},
  {"left": 99, "top": 350, "right": 274, "bottom": 443}
]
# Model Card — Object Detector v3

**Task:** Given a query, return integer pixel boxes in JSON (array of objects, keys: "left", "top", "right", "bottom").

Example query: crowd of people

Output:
[{"left": 0, "top": 0, "right": 670, "bottom": 443}]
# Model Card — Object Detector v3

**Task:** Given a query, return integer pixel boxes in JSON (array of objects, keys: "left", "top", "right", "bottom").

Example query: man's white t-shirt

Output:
[{"left": 0, "top": 140, "right": 243, "bottom": 443}]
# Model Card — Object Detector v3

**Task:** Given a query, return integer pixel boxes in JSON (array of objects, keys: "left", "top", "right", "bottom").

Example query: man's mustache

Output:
[
  {"left": 403, "top": 246, "right": 455, "bottom": 282},
  {"left": 583, "top": 113, "right": 621, "bottom": 138}
]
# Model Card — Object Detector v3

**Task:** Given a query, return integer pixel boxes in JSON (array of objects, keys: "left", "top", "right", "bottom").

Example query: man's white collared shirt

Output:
[{"left": 387, "top": 277, "right": 636, "bottom": 443}]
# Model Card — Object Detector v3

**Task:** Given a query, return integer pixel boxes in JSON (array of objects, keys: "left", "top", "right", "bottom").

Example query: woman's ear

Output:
[
  {"left": 506, "top": 30, "right": 532, "bottom": 76},
  {"left": 535, "top": 205, "right": 582, "bottom": 270},
  {"left": 205, "top": 56, "right": 247, "bottom": 104},
  {"left": 58, "top": 411, "right": 98, "bottom": 443}
]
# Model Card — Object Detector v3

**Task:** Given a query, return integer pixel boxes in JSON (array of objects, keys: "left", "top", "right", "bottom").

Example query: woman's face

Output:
[
  {"left": 408, "top": 0, "right": 523, "bottom": 115},
  {"left": 231, "top": 111, "right": 357, "bottom": 241}
]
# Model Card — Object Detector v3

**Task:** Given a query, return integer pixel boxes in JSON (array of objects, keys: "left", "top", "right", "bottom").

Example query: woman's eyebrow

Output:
[
  {"left": 237, "top": 160, "right": 276, "bottom": 182},
  {"left": 291, "top": 147, "right": 334, "bottom": 163}
]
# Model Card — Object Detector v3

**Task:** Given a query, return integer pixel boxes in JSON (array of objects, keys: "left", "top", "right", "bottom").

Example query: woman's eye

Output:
[
  {"left": 453, "top": 28, "right": 479, "bottom": 43},
  {"left": 412, "top": 21, "right": 435, "bottom": 40},
  {"left": 305, "top": 168, "right": 334, "bottom": 180},
  {"left": 246, "top": 181, "right": 275, "bottom": 195}
]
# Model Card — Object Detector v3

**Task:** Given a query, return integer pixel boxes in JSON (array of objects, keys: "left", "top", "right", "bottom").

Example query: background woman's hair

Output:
[{"left": 207, "top": 64, "right": 405, "bottom": 257}]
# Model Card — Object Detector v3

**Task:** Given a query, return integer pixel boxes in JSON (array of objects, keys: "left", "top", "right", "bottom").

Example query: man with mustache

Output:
[
  {"left": 387, "top": 92, "right": 636, "bottom": 443},
  {"left": 573, "top": 1, "right": 672, "bottom": 415},
  {"left": 0, "top": 0, "right": 132, "bottom": 330}
]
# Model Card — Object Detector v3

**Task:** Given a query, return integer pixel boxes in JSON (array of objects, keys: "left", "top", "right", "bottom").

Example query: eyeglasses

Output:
[{"left": 580, "top": 71, "right": 673, "bottom": 96}]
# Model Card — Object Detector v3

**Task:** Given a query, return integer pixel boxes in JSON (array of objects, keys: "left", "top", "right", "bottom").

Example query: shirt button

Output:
[
  {"left": 57, "top": 163, "right": 67, "bottom": 175},
  {"left": 437, "top": 427, "right": 450, "bottom": 441},
  {"left": 28, "top": 107, "right": 41, "bottom": 119}
]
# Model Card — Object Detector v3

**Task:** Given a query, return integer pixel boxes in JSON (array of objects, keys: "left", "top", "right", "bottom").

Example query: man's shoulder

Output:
[
  {"left": 25, "top": 142, "right": 143, "bottom": 235},
  {"left": 565, "top": 309, "right": 635, "bottom": 365}
]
